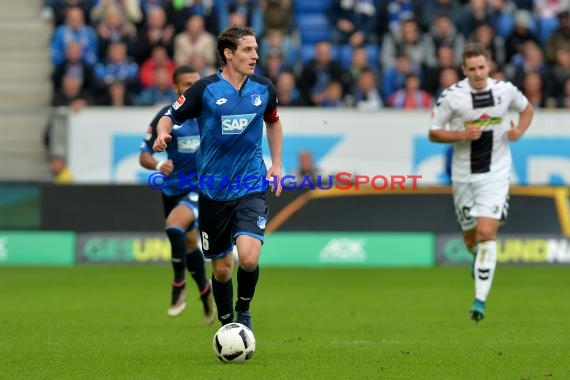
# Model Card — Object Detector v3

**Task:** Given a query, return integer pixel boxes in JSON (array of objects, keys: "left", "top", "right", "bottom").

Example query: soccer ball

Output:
[{"left": 212, "top": 323, "right": 256, "bottom": 363}]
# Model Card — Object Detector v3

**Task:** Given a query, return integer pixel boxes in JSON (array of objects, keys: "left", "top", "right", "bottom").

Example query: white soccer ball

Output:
[{"left": 212, "top": 322, "right": 256, "bottom": 363}]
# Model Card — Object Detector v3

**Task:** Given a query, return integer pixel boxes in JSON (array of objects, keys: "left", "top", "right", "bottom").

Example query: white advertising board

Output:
[{"left": 68, "top": 108, "right": 570, "bottom": 185}]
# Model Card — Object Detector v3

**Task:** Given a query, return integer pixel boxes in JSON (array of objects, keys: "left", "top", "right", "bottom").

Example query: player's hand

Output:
[
  {"left": 158, "top": 159, "right": 174, "bottom": 175},
  {"left": 464, "top": 124, "right": 482, "bottom": 140},
  {"left": 507, "top": 120, "right": 522, "bottom": 141},
  {"left": 153, "top": 134, "right": 172, "bottom": 152},
  {"left": 266, "top": 165, "right": 282, "bottom": 197}
]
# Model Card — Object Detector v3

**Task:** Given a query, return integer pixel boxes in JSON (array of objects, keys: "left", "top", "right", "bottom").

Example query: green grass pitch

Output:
[{"left": 1, "top": 265, "right": 569, "bottom": 379}]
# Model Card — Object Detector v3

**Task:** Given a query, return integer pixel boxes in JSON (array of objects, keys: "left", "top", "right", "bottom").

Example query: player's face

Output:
[
  {"left": 175, "top": 72, "right": 200, "bottom": 95},
  {"left": 227, "top": 35, "right": 259, "bottom": 76},
  {"left": 462, "top": 55, "right": 490, "bottom": 91}
]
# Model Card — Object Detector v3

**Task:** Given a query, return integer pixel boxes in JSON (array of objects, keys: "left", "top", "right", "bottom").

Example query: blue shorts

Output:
[
  {"left": 162, "top": 191, "right": 199, "bottom": 231},
  {"left": 198, "top": 193, "right": 267, "bottom": 259}
]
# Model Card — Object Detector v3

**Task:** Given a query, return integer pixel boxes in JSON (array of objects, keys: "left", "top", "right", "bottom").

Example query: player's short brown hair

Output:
[
  {"left": 462, "top": 43, "right": 490, "bottom": 64},
  {"left": 217, "top": 25, "right": 257, "bottom": 65}
]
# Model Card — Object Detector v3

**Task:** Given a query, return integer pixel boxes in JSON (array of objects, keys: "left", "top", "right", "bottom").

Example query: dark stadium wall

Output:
[
  {"left": 39, "top": 185, "right": 564, "bottom": 234},
  {"left": 41, "top": 185, "right": 164, "bottom": 232}
]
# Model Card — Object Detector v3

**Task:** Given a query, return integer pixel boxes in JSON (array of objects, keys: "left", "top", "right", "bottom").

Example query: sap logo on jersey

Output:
[
  {"left": 177, "top": 136, "right": 200, "bottom": 153},
  {"left": 221, "top": 113, "right": 256, "bottom": 134}
]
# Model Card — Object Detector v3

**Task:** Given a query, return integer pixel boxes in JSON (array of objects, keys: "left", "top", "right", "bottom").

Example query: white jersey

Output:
[{"left": 430, "top": 78, "right": 528, "bottom": 183}]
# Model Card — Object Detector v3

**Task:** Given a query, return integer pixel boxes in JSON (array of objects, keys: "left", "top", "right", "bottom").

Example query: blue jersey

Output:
[
  {"left": 141, "top": 105, "right": 200, "bottom": 196},
  {"left": 165, "top": 71, "right": 279, "bottom": 201}
]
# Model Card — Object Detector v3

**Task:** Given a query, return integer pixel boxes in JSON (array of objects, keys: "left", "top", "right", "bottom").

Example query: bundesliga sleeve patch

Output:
[{"left": 173, "top": 95, "right": 186, "bottom": 110}]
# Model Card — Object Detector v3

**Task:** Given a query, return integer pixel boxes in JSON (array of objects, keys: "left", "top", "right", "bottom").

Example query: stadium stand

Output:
[
  {"left": 0, "top": 1, "right": 52, "bottom": 181},
  {"left": 0, "top": 0, "right": 568, "bottom": 182},
  {"left": 292, "top": 0, "right": 332, "bottom": 14},
  {"left": 295, "top": 13, "right": 333, "bottom": 45}
]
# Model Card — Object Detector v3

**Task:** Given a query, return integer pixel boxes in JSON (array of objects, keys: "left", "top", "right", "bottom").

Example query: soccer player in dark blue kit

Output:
[
  {"left": 140, "top": 65, "right": 215, "bottom": 323},
  {"left": 153, "top": 25, "right": 283, "bottom": 330}
]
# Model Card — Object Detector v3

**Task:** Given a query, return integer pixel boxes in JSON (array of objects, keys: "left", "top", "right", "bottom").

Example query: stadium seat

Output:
[
  {"left": 364, "top": 44, "right": 380, "bottom": 70},
  {"left": 496, "top": 12, "right": 538, "bottom": 38},
  {"left": 539, "top": 17, "right": 559, "bottom": 45},
  {"left": 300, "top": 43, "right": 339, "bottom": 63},
  {"left": 296, "top": 14, "right": 332, "bottom": 44},
  {"left": 292, "top": 0, "right": 332, "bottom": 14},
  {"left": 496, "top": 13, "right": 515, "bottom": 38},
  {"left": 338, "top": 44, "right": 380, "bottom": 70},
  {"left": 339, "top": 44, "right": 353, "bottom": 69}
]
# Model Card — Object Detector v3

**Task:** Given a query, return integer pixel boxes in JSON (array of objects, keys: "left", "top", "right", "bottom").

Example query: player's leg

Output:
[
  {"left": 452, "top": 181, "right": 486, "bottom": 320},
  {"left": 234, "top": 235, "right": 261, "bottom": 330},
  {"left": 184, "top": 228, "right": 215, "bottom": 324},
  {"left": 162, "top": 194, "right": 188, "bottom": 317},
  {"left": 168, "top": 197, "right": 215, "bottom": 323},
  {"left": 452, "top": 181, "right": 477, "bottom": 271},
  {"left": 469, "top": 179, "right": 509, "bottom": 321},
  {"left": 211, "top": 253, "right": 235, "bottom": 326},
  {"left": 199, "top": 196, "right": 235, "bottom": 326},
  {"left": 470, "top": 217, "right": 501, "bottom": 321},
  {"left": 232, "top": 193, "right": 267, "bottom": 331},
  {"left": 462, "top": 229, "right": 477, "bottom": 279}
]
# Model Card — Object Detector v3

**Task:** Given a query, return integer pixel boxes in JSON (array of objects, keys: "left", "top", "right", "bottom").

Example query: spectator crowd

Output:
[{"left": 42, "top": 0, "right": 570, "bottom": 110}]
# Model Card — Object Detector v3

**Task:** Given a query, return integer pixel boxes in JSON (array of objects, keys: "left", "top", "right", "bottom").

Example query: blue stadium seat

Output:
[
  {"left": 364, "top": 44, "right": 380, "bottom": 70},
  {"left": 539, "top": 17, "right": 559, "bottom": 45},
  {"left": 300, "top": 43, "right": 339, "bottom": 63},
  {"left": 496, "top": 13, "right": 515, "bottom": 38},
  {"left": 296, "top": 14, "right": 332, "bottom": 44},
  {"left": 292, "top": 0, "right": 332, "bottom": 14},
  {"left": 339, "top": 44, "right": 353, "bottom": 69},
  {"left": 338, "top": 44, "right": 380, "bottom": 70},
  {"left": 300, "top": 44, "right": 316, "bottom": 63},
  {"left": 497, "top": 12, "right": 538, "bottom": 38}
]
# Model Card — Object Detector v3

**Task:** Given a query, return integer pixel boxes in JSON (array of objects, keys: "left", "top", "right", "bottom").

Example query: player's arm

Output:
[
  {"left": 264, "top": 85, "right": 283, "bottom": 197},
  {"left": 266, "top": 120, "right": 283, "bottom": 197},
  {"left": 140, "top": 127, "right": 174, "bottom": 173},
  {"left": 266, "top": 119, "right": 283, "bottom": 196},
  {"left": 429, "top": 127, "right": 482, "bottom": 143},
  {"left": 140, "top": 107, "right": 173, "bottom": 173},
  {"left": 428, "top": 91, "right": 481, "bottom": 143},
  {"left": 139, "top": 150, "right": 174, "bottom": 174},
  {"left": 507, "top": 102, "right": 533, "bottom": 141},
  {"left": 154, "top": 82, "right": 204, "bottom": 152},
  {"left": 153, "top": 116, "right": 174, "bottom": 152}
]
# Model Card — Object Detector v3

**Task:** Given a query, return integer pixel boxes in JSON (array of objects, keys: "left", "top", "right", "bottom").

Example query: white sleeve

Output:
[
  {"left": 507, "top": 81, "right": 529, "bottom": 112},
  {"left": 430, "top": 90, "right": 453, "bottom": 131}
]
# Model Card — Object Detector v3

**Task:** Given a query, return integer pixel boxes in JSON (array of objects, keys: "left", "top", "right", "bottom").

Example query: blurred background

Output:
[{"left": 0, "top": 0, "right": 569, "bottom": 268}]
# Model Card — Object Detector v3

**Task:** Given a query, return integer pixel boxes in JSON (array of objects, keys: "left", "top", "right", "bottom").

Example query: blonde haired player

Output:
[{"left": 429, "top": 42, "right": 534, "bottom": 321}]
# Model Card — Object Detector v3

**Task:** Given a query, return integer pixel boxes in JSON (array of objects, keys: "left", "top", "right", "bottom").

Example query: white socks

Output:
[{"left": 474, "top": 240, "right": 497, "bottom": 302}]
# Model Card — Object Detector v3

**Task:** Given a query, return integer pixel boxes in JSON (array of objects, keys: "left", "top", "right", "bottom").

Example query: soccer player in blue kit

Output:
[
  {"left": 140, "top": 65, "right": 215, "bottom": 323},
  {"left": 153, "top": 25, "right": 283, "bottom": 330}
]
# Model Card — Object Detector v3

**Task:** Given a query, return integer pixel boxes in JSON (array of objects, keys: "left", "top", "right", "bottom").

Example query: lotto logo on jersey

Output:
[
  {"left": 173, "top": 95, "right": 185, "bottom": 110},
  {"left": 221, "top": 113, "right": 256, "bottom": 134}
]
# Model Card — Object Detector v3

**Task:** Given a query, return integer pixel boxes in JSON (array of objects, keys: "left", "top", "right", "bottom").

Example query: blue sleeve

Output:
[{"left": 168, "top": 79, "right": 207, "bottom": 124}]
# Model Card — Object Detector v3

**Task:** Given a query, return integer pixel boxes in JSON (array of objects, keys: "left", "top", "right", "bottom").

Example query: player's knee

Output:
[
  {"left": 239, "top": 255, "right": 258, "bottom": 271},
  {"left": 213, "top": 266, "right": 232, "bottom": 282},
  {"left": 477, "top": 226, "right": 497, "bottom": 242}
]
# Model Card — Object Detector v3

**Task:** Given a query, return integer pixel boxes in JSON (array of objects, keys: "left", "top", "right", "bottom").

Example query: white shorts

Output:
[{"left": 452, "top": 178, "right": 510, "bottom": 231}]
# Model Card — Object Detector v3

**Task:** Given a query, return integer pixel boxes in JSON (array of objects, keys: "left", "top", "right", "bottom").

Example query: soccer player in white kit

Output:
[{"left": 429, "top": 43, "right": 534, "bottom": 322}]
